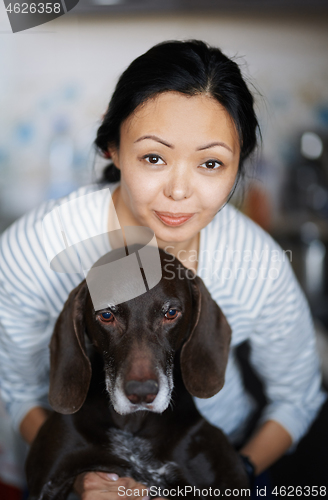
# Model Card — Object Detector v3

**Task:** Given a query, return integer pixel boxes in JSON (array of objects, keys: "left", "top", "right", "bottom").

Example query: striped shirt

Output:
[{"left": 0, "top": 182, "right": 326, "bottom": 445}]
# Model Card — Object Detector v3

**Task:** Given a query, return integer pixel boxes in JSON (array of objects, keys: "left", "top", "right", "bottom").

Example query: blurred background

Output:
[{"left": 0, "top": 0, "right": 328, "bottom": 497}]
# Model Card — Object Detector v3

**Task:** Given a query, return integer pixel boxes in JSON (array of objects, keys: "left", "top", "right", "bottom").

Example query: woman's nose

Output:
[{"left": 164, "top": 166, "right": 192, "bottom": 201}]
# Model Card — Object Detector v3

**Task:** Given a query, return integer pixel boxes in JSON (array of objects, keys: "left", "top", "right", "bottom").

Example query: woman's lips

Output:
[{"left": 154, "top": 211, "right": 195, "bottom": 226}]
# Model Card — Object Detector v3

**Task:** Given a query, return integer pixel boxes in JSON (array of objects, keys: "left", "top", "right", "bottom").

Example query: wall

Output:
[{"left": 0, "top": 9, "right": 328, "bottom": 228}]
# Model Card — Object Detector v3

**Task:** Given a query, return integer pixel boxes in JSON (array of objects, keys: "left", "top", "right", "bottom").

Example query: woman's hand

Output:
[{"left": 73, "top": 472, "right": 150, "bottom": 500}]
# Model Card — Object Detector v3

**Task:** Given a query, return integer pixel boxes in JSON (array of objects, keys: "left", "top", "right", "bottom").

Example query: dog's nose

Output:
[{"left": 125, "top": 380, "right": 159, "bottom": 404}]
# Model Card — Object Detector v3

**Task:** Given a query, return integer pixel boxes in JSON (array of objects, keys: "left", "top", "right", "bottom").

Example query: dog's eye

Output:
[
  {"left": 99, "top": 312, "right": 114, "bottom": 322},
  {"left": 165, "top": 309, "right": 178, "bottom": 320}
]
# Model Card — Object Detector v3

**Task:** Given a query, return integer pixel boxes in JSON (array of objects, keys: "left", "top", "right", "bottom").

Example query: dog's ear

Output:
[
  {"left": 49, "top": 280, "right": 91, "bottom": 414},
  {"left": 180, "top": 275, "right": 231, "bottom": 398}
]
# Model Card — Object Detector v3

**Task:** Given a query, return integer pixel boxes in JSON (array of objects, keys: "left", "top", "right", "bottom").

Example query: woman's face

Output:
[{"left": 109, "top": 91, "right": 240, "bottom": 245}]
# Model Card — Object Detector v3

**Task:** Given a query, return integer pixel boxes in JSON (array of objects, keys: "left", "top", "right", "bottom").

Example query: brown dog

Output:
[{"left": 26, "top": 247, "right": 249, "bottom": 499}]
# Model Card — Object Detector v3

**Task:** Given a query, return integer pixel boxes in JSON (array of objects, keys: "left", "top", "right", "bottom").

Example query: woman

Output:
[{"left": 0, "top": 40, "right": 325, "bottom": 499}]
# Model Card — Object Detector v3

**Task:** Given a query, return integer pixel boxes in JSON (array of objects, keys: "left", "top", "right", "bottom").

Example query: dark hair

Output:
[{"left": 95, "top": 39, "right": 259, "bottom": 184}]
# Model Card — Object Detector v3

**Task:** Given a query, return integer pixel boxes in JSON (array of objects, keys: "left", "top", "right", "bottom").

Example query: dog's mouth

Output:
[{"left": 120, "top": 401, "right": 155, "bottom": 413}]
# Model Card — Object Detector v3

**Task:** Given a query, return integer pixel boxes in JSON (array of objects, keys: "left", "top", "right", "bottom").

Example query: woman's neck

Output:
[{"left": 108, "top": 185, "right": 200, "bottom": 274}]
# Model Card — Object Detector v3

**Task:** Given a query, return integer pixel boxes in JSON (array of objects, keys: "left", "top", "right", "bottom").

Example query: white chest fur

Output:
[{"left": 108, "top": 428, "right": 179, "bottom": 487}]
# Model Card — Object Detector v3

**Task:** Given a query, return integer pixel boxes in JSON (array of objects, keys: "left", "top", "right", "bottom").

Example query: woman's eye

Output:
[
  {"left": 164, "top": 309, "right": 179, "bottom": 320},
  {"left": 200, "top": 160, "right": 222, "bottom": 170},
  {"left": 99, "top": 312, "right": 114, "bottom": 322},
  {"left": 144, "top": 155, "right": 165, "bottom": 165}
]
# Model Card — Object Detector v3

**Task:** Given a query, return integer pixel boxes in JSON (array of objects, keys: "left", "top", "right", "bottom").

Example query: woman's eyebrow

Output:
[
  {"left": 134, "top": 135, "right": 233, "bottom": 153},
  {"left": 197, "top": 141, "right": 233, "bottom": 153},
  {"left": 134, "top": 135, "right": 174, "bottom": 148}
]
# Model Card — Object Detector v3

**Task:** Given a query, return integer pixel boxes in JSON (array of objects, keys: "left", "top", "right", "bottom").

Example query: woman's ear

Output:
[
  {"left": 180, "top": 275, "right": 232, "bottom": 398},
  {"left": 107, "top": 144, "right": 120, "bottom": 170},
  {"left": 49, "top": 280, "right": 91, "bottom": 414}
]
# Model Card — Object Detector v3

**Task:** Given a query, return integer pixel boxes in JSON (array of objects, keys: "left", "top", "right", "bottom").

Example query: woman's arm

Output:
[
  {"left": 242, "top": 239, "right": 326, "bottom": 476},
  {"left": 240, "top": 420, "right": 292, "bottom": 475},
  {"left": 248, "top": 253, "right": 326, "bottom": 449}
]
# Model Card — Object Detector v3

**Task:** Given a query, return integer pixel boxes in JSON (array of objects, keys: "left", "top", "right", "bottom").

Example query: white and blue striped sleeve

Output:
[
  {"left": 250, "top": 246, "right": 327, "bottom": 445},
  {"left": 0, "top": 212, "right": 56, "bottom": 432},
  {"left": 0, "top": 185, "right": 113, "bottom": 431}
]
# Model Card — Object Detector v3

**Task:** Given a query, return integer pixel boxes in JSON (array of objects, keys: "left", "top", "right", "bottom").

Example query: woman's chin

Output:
[{"left": 154, "top": 226, "right": 198, "bottom": 246}]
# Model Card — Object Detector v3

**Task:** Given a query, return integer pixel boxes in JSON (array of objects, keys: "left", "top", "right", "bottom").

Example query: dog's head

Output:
[{"left": 49, "top": 247, "right": 231, "bottom": 415}]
